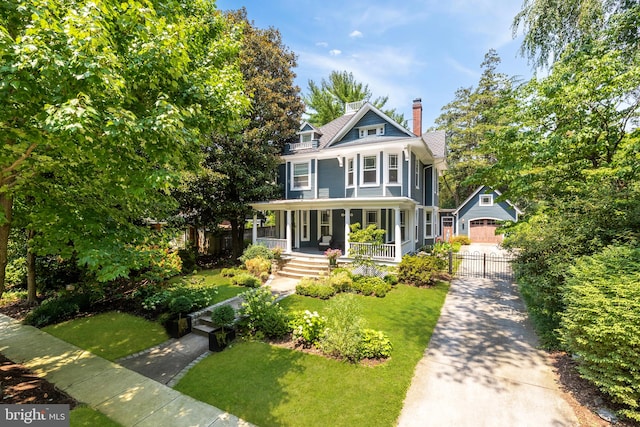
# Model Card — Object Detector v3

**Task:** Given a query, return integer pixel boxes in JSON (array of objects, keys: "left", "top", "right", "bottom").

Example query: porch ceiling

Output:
[{"left": 251, "top": 197, "right": 418, "bottom": 211}]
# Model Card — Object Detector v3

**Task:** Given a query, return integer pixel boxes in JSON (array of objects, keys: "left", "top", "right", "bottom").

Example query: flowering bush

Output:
[
  {"left": 239, "top": 287, "right": 290, "bottom": 338},
  {"left": 290, "top": 310, "right": 326, "bottom": 347},
  {"left": 324, "top": 248, "right": 342, "bottom": 261}
]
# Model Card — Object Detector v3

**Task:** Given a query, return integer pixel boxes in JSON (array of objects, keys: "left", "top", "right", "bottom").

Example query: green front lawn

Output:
[
  {"left": 175, "top": 283, "right": 449, "bottom": 427},
  {"left": 43, "top": 312, "right": 168, "bottom": 361},
  {"left": 70, "top": 406, "right": 123, "bottom": 427}
]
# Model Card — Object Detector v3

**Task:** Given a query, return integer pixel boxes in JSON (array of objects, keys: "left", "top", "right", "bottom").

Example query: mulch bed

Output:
[{"left": 0, "top": 353, "right": 78, "bottom": 408}]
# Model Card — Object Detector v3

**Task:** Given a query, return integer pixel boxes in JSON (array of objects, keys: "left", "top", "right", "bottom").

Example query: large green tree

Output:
[
  {"left": 0, "top": 0, "right": 247, "bottom": 298},
  {"left": 475, "top": 37, "right": 640, "bottom": 346},
  {"left": 434, "top": 50, "right": 515, "bottom": 208},
  {"left": 304, "top": 70, "right": 407, "bottom": 127},
  {"left": 513, "top": 0, "right": 640, "bottom": 67},
  {"left": 175, "top": 8, "right": 304, "bottom": 260}
]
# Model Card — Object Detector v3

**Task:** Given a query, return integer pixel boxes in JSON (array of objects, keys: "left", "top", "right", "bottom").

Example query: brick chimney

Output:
[{"left": 412, "top": 98, "right": 422, "bottom": 136}]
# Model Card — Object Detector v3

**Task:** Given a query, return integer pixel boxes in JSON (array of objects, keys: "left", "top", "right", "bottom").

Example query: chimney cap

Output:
[{"left": 413, "top": 98, "right": 422, "bottom": 104}]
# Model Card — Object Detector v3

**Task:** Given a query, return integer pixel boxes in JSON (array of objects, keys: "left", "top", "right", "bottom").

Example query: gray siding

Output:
[
  {"left": 318, "top": 158, "right": 344, "bottom": 198},
  {"left": 334, "top": 111, "right": 408, "bottom": 145},
  {"left": 424, "top": 165, "right": 433, "bottom": 206},
  {"left": 457, "top": 189, "right": 519, "bottom": 236},
  {"left": 385, "top": 186, "right": 402, "bottom": 197}
]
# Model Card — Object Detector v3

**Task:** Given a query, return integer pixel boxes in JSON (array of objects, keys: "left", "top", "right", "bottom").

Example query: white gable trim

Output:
[{"left": 327, "top": 102, "right": 413, "bottom": 147}]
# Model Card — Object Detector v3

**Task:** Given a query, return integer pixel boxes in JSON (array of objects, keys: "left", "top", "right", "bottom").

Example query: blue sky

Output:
[{"left": 215, "top": 0, "right": 533, "bottom": 129}]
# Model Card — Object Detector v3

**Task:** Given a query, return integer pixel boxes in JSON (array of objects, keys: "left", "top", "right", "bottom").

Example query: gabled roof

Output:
[
  {"left": 323, "top": 102, "right": 414, "bottom": 148},
  {"left": 422, "top": 130, "right": 446, "bottom": 159},
  {"left": 299, "top": 121, "right": 322, "bottom": 134},
  {"left": 453, "top": 185, "right": 523, "bottom": 215}
]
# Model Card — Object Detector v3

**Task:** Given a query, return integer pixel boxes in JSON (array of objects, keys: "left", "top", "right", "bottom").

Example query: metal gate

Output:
[{"left": 448, "top": 250, "right": 515, "bottom": 280}]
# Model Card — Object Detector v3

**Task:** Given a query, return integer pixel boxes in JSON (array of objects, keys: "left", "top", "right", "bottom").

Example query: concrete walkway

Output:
[
  {"left": 397, "top": 273, "right": 579, "bottom": 426},
  {"left": 118, "top": 276, "right": 299, "bottom": 387},
  {"left": 0, "top": 313, "right": 253, "bottom": 426}
]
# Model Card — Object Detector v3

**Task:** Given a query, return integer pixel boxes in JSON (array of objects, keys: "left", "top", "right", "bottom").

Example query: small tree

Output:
[{"left": 348, "top": 223, "right": 385, "bottom": 276}]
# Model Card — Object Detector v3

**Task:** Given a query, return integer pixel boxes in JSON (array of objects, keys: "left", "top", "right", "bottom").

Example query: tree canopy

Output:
[
  {"left": 434, "top": 50, "right": 515, "bottom": 208},
  {"left": 0, "top": 0, "right": 248, "bottom": 297},
  {"left": 513, "top": 0, "right": 640, "bottom": 67},
  {"left": 174, "top": 8, "right": 304, "bottom": 260},
  {"left": 304, "top": 70, "right": 407, "bottom": 127}
]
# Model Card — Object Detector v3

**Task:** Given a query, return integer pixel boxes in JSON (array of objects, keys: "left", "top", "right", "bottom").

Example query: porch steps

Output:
[
  {"left": 189, "top": 296, "right": 244, "bottom": 337},
  {"left": 277, "top": 254, "right": 339, "bottom": 279}
]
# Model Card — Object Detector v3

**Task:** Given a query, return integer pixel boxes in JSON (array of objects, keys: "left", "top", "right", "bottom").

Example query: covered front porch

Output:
[{"left": 250, "top": 198, "right": 420, "bottom": 263}]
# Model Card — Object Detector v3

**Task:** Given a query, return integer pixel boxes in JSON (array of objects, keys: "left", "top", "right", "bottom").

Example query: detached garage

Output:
[{"left": 453, "top": 186, "right": 522, "bottom": 244}]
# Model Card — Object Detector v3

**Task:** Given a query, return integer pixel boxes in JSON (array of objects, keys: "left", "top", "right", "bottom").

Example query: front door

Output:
[{"left": 442, "top": 217, "right": 454, "bottom": 242}]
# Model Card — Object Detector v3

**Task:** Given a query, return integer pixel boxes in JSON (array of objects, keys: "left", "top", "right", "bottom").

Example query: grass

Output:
[
  {"left": 175, "top": 282, "right": 449, "bottom": 427},
  {"left": 167, "top": 268, "right": 247, "bottom": 305},
  {"left": 70, "top": 406, "right": 122, "bottom": 427},
  {"left": 43, "top": 312, "right": 168, "bottom": 361}
]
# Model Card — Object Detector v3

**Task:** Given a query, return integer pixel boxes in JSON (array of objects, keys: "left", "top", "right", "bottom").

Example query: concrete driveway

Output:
[{"left": 397, "top": 250, "right": 578, "bottom": 426}]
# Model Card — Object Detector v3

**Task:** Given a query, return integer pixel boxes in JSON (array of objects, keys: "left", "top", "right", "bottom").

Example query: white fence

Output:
[
  {"left": 349, "top": 242, "right": 396, "bottom": 261},
  {"left": 255, "top": 238, "right": 287, "bottom": 250}
]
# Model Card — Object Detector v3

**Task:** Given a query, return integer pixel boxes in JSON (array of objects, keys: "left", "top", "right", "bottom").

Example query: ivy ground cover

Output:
[{"left": 175, "top": 283, "right": 449, "bottom": 426}]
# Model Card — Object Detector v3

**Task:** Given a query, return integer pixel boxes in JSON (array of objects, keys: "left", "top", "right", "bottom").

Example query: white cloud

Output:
[
  {"left": 329, "top": 49, "right": 342, "bottom": 56},
  {"left": 316, "top": 41, "right": 329, "bottom": 48},
  {"left": 349, "top": 30, "right": 363, "bottom": 38},
  {"left": 445, "top": 57, "right": 479, "bottom": 78}
]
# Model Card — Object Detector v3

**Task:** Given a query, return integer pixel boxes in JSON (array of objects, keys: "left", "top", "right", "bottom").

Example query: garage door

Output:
[{"left": 469, "top": 219, "right": 502, "bottom": 243}]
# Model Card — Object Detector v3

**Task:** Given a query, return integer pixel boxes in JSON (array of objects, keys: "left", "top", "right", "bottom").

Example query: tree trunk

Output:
[
  {"left": 26, "top": 229, "right": 37, "bottom": 303},
  {"left": 230, "top": 217, "right": 245, "bottom": 262},
  {"left": 0, "top": 192, "right": 13, "bottom": 299}
]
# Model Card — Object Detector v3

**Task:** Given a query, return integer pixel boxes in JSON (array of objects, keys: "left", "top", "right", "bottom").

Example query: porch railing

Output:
[
  {"left": 349, "top": 242, "right": 396, "bottom": 261},
  {"left": 255, "top": 238, "right": 287, "bottom": 250}
]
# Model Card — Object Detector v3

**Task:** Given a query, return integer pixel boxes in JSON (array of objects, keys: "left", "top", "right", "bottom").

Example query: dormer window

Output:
[
  {"left": 300, "top": 132, "right": 313, "bottom": 143},
  {"left": 358, "top": 124, "right": 385, "bottom": 138}
]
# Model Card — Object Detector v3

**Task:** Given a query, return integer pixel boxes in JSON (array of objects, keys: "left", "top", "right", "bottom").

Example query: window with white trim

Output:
[
  {"left": 415, "top": 209, "right": 419, "bottom": 242},
  {"left": 388, "top": 154, "right": 399, "bottom": 184},
  {"left": 361, "top": 154, "right": 378, "bottom": 185},
  {"left": 319, "top": 209, "right": 332, "bottom": 237},
  {"left": 415, "top": 160, "right": 420, "bottom": 189},
  {"left": 292, "top": 162, "right": 310, "bottom": 189},
  {"left": 400, "top": 211, "right": 406, "bottom": 241},
  {"left": 479, "top": 194, "right": 493, "bottom": 206},
  {"left": 300, "top": 132, "right": 312, "bottom": 143},
  {"left": 425, "top": 211, "right": 433, "bottom": 237},
  {"left": 358, "top": 124, "right": 385, "bottom": 138},
  {"left": 347, "top": 158, "right": 354, "bottom": 187}
]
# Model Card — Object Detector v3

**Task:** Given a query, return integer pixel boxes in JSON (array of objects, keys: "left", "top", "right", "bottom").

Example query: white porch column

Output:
[
  {"left": 252, "top": 213, "right": 258, "bottom": 244},
  {"left": 286, "top": 210, "right": 292, "bottom": 254},
  {"left": 395, "top": 208, "right": 402, "bottom": 262},
  {"left": 344, "top": 208, "right": 351, "bottom": 257}
]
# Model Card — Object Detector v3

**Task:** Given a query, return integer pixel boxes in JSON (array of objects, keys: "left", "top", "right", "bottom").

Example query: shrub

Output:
[
  {"left": 561, "top": 245, "right": 640, "bottom": 422},
  {"left": 319, "top": 294, "right": 364, "bottom": 362},
  {"left": 327, "top": 270, "right": 353, "bottom": 293},
  {"left": 239, "top": 244, "right": 273, "bottom": 263},
  {"left": 384, "top": 273, "right": 399, "bottom": 286},
  {"left": 177, "top": 248, "right": 198, "bottom": 273},
  {"left": 220, "top": 267, "right": 243, "bottom": 277},
  {"left": 295, "top": 277, "right": 336, "bottom": 299},
  {"left": 289, "top": 310, "right": 326, "bottom": 347},
  {"left": 245, "top": 257, "right": 271, "bottom": 278},
  {"left": 168, "top": 295, "right": 194, "bottom": 315},
  {"left": 24, "top": 292, "right": 95, "bottom": 327},
  {"left": 398, "top": 254, "right": 446, "bottom": 287},
  {"left": 450, "top": 235, "right": 471, "bottom": 246},
  {"left": 351, "top": 276, "right": 375, "bottom": 296},
  {"left": 373, "top": 280, "right": 392, "bottom": 298},
  {"left": 211, "top": 305, "right": 235, "bottom": 328},
  {"left": 358, "top": 329, "right": 392, "bottom": 359},
  {"left": 239, "top": 287, "right": 290, "bottom": 339},
  {"left": 231, "top": 272, "right": 261, "bottom": 288}
]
